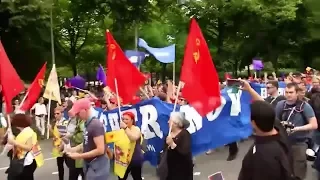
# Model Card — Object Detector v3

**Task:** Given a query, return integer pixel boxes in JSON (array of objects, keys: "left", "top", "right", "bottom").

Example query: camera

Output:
[{"left": 281, "top": 121, "right": 295, "bottom": 134}]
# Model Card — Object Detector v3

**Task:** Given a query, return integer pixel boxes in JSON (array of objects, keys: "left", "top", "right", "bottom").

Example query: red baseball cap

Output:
[{"left": 68, "top": 98, "right": 91, "bottom": 117}]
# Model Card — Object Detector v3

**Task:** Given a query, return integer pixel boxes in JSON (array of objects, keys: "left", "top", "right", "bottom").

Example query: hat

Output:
[
  {"left": 68, "top": 98, "right": 91, "bottom": 117},
  {"left": 170, "top": 112, "right": 190, "bottom": 129}
]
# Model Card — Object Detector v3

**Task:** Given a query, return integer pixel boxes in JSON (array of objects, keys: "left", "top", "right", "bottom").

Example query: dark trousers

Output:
[
  {"left": 69, "top": 168, "right": 84, "bottom": 180},
  {"left": 7, "top": 160, "right": 37, "bottom": 180},
  {"left": 65, "top": 154, "right": 84, "bottom": 180},
  {"left": 228, "top": 142, "right": 238, "bottom": 155},
  {"left": 118, "top": 163, "right": 142, "bottom": 180},
  {"left": 57, "top": 157, "right": 65, "bottom": 180}
]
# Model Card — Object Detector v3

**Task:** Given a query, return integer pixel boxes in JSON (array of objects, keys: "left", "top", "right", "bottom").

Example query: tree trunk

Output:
[
  {"left": 161, "top": 63, "right": 167, "bottom": 82},
  {"left": 70, "top": 46, "right": 77, "bottom": 76}
]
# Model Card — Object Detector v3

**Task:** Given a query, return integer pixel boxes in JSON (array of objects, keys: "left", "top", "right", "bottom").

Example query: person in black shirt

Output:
[
  {"left": 238, "top": 100, "right": 294, "bottom": 180},
  {"left": 265, "top": 80, "right": 286, "bottom": 107}
]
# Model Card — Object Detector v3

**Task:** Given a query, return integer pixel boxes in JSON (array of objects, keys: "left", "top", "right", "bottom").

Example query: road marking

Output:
[
  {"left": 0, "top": 157, "right": 56, "bottom": 171},
  {"left": 52, "top": 171, "right": 58, "bottom": 175}
]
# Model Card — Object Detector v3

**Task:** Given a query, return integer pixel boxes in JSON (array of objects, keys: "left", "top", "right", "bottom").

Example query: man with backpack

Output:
[{"left": 275, "top": 82, "right": 318, "bottom": 180}]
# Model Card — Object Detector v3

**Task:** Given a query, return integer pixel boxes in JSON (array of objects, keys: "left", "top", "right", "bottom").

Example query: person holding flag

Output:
[
  {"left": 43, "top": 64, "right": 61, "bottom": 139},
  {"left": 47, "top": 107, "right": 74, "bottom": 180},
  {"left": 6, "top": 113, "right": 44, "bottom": 180}
]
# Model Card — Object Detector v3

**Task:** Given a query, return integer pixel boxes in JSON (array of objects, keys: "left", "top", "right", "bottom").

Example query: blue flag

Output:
[
  {"left": 138, "top": 38, "right": 175, "bottom": 63},
  {"left": 83, "top": 89, "right": 252, "bottom": 166},
  {"left": 124, "top": 50, "right": 148, "bottom": 67}
]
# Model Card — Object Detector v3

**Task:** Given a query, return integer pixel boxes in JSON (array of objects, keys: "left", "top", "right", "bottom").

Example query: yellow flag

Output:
[
  {"left": 105, "top": 130, "right": 123, "bottom": 143},
  {"left": 43, "top": 64, "right": 61, "bottom": 104}
]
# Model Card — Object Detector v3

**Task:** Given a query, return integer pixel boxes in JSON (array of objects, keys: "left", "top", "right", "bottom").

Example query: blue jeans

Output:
[{"left": 84, "top": 155, "right": 110, "bottom": 180}]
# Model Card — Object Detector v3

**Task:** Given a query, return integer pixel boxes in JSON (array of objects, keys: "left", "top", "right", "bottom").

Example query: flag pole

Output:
[
  {"left": 173, "top": 61, "right": 175, "bottom": 86},
  {"left": 50, "top": 3, "right": 55, "bottom": 65},
  {"left": 114, "top": 78, "right": 122, "bottom": 121},
  {"left": 47, "top": 1, "right": 54, "bottom": 139},
  {"left": 46, "top": 93, "right": 52, "bottom": 139},
  {"left": 134, "top": 21, "right": 140, "bottom": 71},
  {"left": 18, "top": 91, "right": 29, "bottom": 108},
  {"left": 168, "top": 81, "right": 182, "bottom": 136}
]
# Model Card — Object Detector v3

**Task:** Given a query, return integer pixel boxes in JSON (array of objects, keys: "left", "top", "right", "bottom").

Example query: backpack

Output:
[{"left": 278, "top": 100, "right": 308, "bottom": 125}]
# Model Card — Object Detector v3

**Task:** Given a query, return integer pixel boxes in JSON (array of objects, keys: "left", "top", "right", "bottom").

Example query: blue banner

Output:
[
  {"left": 138, "top": 38, "right": 175, "bottom": 63},
  {"left": 124, "top": 50, "right": 148, "bottom": 67},
  {"left": 65, "top": 82, "right": 293, "bottom": 166},
  {"left": 89, "top": 88, "right": 253, "bottom": 166}
]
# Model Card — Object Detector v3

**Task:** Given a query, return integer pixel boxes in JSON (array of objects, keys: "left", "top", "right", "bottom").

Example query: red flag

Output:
[
  {"left": 180, "top": 19, "right": 221, "bottom": 116},
  {"left": 106, "top": 30, "right": 146, "bottom": 104},
  {"left": 0, "top": 41, "right": 25, "bottom": 113},
  {"left": 20, "top": 62, "right": 47, "bottom": 111}
]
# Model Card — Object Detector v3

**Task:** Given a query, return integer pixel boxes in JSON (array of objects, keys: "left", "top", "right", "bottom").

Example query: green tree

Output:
[
  {"left": 0, "top": 0, "right": 51, "bottom": 80},
  {"left": 53, "top": 0, "right": 103, "bottom": 76}
]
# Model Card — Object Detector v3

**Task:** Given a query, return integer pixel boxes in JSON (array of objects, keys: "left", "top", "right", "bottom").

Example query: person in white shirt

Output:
[{"left": 31, "top": 97, "right": 47, "bottom": 137}]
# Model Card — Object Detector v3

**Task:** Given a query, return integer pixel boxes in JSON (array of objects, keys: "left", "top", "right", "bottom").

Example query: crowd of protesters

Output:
[{"left": 1, "top": 70, "right": 320, "bottom": 180}]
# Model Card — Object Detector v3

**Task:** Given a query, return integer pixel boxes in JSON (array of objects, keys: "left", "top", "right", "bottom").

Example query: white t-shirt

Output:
[{"left": 32, "top": 103, "right": 47, "bottom": 116}]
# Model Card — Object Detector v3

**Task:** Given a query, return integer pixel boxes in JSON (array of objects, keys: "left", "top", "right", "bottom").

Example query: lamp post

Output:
[{"left": 50, "top": 1, "right": 55, "bottom": 65}]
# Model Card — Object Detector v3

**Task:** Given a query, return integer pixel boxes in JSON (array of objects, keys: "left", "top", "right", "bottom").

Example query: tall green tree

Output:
[
  {"left": 53, "top": 0, "right": 103, "bottom": 76},
  {"left": 0, "top": 0, "right": 51, "bottom": 80}
]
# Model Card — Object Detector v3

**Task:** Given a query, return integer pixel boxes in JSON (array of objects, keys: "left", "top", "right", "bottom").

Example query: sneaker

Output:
[{"left": 206, "top": 150, "right": 213, "bottom": 155}]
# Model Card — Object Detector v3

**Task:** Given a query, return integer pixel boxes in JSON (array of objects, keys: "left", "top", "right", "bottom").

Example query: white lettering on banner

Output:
[
  {"left": 206, "top": 96, "right": 227, "bottom": 121},
  {"left": 146, "top": 144, "right": 156, "bottom": 152},
  {"left": 180, "top": 105, "right": 203, "bottom": 134},
  {"left": 108, "top": 113, "right": 120, "bottom": 131},
  {"left": 99, "top": 113, "right": 108, "bottom": 132},
  {"left": 226, "top": 89, "right": 242, "bottom": 116},
  {"left": 139, "top": 105, "right": 163, "bottom": 140},
  {"left": 260, "top": 88, "right": 285, "bottom": 99}
]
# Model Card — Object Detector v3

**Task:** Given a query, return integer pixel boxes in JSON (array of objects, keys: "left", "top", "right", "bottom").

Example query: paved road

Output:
[{"left": 0, "top": 140, "right": 318, "bottom": 180}]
